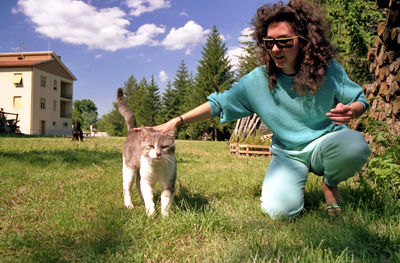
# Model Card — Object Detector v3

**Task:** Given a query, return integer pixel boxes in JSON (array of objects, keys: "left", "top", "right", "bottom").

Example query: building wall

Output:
[
  {"left": 0, "top": 67, "right": 33, "bottom": 134},
  {"left": 0, "top": 67, "right": 73, "bottom": 135},
  {"left": 31, "top": 68, "right": 73, "bottom": 136}
]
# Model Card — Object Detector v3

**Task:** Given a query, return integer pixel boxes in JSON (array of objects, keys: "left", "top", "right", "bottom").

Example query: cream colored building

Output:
[{"left": 0, "top": 51, "right": 76, "bottom": 135}]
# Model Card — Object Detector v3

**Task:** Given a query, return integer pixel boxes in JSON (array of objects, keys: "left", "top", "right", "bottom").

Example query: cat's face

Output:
[{"left": 141, "top": 127, "right": 176, "bottom": 161}]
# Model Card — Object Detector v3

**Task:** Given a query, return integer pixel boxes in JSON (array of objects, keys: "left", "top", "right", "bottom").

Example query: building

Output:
[{"left": 0, "top": 51, "right": 76, "bottom": 135}]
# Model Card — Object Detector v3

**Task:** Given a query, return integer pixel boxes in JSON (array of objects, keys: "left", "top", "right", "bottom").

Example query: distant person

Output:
[{"left": 146, "top": 0, "right": 371, "bottom": 219}]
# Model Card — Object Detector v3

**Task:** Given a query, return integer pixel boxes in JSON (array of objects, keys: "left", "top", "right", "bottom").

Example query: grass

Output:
[{"left": 0, "top": 135, "right": 399, "bottom": 262}]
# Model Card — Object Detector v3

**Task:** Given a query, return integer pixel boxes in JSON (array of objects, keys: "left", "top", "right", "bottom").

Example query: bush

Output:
[{"left": 359, "top": 117, "right": 400, "bottom": 200}]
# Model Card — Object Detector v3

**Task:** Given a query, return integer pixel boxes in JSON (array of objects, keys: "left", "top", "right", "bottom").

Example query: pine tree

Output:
[
  {"left": 193, "top": 25, "right": 235, "bottom": 141},
  {"left": 122, "top": 75, "right": 138, "bottom": 101},
  {"left": 235, "top": 39, "right": 260, "bottom": 81},
  {"left": 135, "top": 78, "right": 151, "bottom": 126},
  {"left": 146, "top": 75, "right": 161, "bottom": 126},
  {"left": 158, "top": 80, "right": 179, "bottom": 124},
  {"left": 181, "top": 72, "right": 199, "bottom": 139},
  {"left": 96, "top": 102, "right": 125, "bottom": 136},
  {"left": 173, "top": 60, "right": 191, "bottom": 115}
]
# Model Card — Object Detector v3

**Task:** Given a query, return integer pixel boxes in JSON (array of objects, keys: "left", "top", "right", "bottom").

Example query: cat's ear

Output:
[
  {"left": 166, "top": 128, "right": 176, "bottom": 139},
  {"left": 141, "top": 126, "right": 149, "bottom": 140}
]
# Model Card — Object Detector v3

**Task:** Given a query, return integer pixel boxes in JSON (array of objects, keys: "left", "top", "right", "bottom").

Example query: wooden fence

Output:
[{"left": 229, "top": 143, "right": 271, "bottom": 158}]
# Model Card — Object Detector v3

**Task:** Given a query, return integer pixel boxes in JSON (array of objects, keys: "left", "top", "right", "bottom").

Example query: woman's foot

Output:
[{"left": 322, "top": 180, "right": 343, "bottom": 215}]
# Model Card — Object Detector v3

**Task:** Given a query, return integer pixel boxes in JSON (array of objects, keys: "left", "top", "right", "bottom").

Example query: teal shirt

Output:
[{"left": 207, "top": 60, "right": 369, "bottom": 150}]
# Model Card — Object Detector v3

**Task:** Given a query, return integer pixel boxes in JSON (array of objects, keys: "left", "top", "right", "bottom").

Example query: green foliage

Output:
[
  {"left": 192, "top": 26, "right": 236, "bottom": 140},
  {"left": 72, "top": 99, "right": 98, "bottom": 130},
  {"left": 235, "top": 37, "right": 260, "bottom": 81},
  {"left": 359, "top": 114, "right": 400, "bottom": 199},
  {"left": 316, "top": 0, "right": 385, "bottom": 84},
  {"left": 96, "top": 102, "right": 125, "bottom": 136},
  {"left": 97, "top": 74, "right": 162, "bottom": 135},
  {"left": 173, "top": 60, "right": 191, "bottom": 115},
  {"left": 158, "top": 80, "right": 179, "bottom": 124},
  {"left": 145, "top": 75, "right": 161, "bottom": 126}
]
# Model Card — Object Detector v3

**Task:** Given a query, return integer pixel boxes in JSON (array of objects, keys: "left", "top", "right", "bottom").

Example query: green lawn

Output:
[{"left": 0, "top": 135, "right": 399, "bottom": 262}]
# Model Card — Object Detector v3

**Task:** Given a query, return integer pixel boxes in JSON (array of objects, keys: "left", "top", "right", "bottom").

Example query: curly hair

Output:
[{"left": 252, "top": 0, "right": 334, "bottom": 95}]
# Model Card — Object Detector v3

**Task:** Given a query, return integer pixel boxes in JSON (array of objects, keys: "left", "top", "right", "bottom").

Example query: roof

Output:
[
  {"left": 0, "top": 59, "right": 52, "bottom": 67},
  {"left": 0, "top": 51, "right": 76, "bottom": 80}
]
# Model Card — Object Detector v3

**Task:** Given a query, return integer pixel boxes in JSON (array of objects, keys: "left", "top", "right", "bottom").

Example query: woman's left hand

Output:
[{"left": 326, "top": 103, "right": 353, "bottom": 125}]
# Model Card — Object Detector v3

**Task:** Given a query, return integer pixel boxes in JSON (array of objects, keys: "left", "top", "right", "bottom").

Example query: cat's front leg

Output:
[
  {"left": 140, "top": 178, "right": 156, "bottom": 216},
  {"left": 161, "top": 188, "right": 174, "bottom": 217},
  {"left": 122, "top": 160, "right": 135, "bottom": 209}
]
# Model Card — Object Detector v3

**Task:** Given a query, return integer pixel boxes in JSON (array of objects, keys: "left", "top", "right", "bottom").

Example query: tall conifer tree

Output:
[
  {"left": 235, "top": 39, "right": 260, "bottom": 81},
  {"left": 193, "top": 26, "right": 235, "bottom": 140},
  {"left": 146, "top": 75, "right": 161, "bottom": 126},
  {"left": 173, "top": 60, "right": 191, "bottom": 115},
  {"left": 158, "top": 80, "right": 178, "bottom": 124}
]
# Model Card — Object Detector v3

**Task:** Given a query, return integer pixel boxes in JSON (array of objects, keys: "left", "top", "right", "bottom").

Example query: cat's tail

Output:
[{"left": 117, "top": 88, "right": 137, "bottom": 130}]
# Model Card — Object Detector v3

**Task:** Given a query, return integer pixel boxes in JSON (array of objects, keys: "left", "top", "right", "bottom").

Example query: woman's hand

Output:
[
  {"left": 326, "top": 103, "right": 353, "bottom": 125},
  {"left": 131, "top": 117, "right": 181, "bottom": 133},
  {"left": 153, "top": 118, "right": 181, "bottom": 132}
]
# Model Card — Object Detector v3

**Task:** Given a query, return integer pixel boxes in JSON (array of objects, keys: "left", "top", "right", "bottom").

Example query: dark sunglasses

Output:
[{"left": 262, "top": 36, "right": 306, "bottom": 50}]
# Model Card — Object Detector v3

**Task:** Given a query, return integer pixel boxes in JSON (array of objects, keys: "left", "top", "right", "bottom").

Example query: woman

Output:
[{"left": 151, "top": 0, "right": 371, "bottom": 219}]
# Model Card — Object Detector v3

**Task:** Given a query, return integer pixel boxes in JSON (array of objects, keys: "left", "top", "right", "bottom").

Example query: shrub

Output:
[{"left": 359, "top": 117, "right": 400, "bottom": 200}]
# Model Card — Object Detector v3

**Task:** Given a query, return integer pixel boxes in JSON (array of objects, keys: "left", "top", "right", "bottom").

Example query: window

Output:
[
  {"left": 53, "top": 80, "right": 57, "bottom": 91},
  {"left": 53, "top": 121, "right": 56, "bottom": 127},
  {"left": 13, "top": 96, "right": 22, "bottom": 109},
  {"left": 40, "top": 98, "right": 46, "bottom": 109},
  {"left": 53, "top": 100, "right": 57, "bottom": 111},
  {"left": 13, "top": 73, "right": 23, "bottom": 88},
  {"left": 40, "top": 76, "right": 46, "bottom": 88},
  {"left": 63, "top": 122, "right": 68, "bottom": 127}
]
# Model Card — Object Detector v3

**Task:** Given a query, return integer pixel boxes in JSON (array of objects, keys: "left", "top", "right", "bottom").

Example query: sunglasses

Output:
[{"left": 262, "top": 36, "right": 306, "bottom": 50}]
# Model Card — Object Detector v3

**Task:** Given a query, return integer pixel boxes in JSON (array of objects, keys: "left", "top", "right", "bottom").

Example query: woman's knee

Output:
[
  {"left": 322, "top": 129, "right": 371, "bottom": 161},
  {"left": 343, "top": 130, "right": 370, "bottom": 158},
  {"left": 260, "top": 187, "right": 304, "bottom": 219}
]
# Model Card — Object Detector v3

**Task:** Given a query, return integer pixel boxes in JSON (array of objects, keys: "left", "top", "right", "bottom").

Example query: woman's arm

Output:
[{"left": 153, "top": 102, "right": 213, "bottom": 132}]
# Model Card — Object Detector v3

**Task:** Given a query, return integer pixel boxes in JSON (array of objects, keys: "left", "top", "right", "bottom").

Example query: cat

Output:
[{"left": 117, "top": 88, "right": 177, "bottom": 217}]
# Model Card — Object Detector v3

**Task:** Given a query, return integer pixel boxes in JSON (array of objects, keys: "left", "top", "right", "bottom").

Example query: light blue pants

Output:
[{"left": 260, "top": 129, "right": 371, "bottom": 219}]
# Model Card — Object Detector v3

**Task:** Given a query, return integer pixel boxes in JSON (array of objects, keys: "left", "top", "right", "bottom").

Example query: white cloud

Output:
[
  {"left": 227, "top": 47, "right": 244, "bottom": 71},
  {"left": 15, "top": 0, "right": 208, "bottom": 52},
  {"left": 227, "top": 27, "right": 255, "bottom": 71},
  {"left": 238, "top": 27, "right": 254, "bottom": 43},
  {"left": 159, "top": 70, "right": 168, "bottom": 82},
  {"left": 125, "top": 0, "right": 171, "bottom": 16},
  {"left": 161, "top": 20, "right": 210, "bottom": 53},
  {"left": 15, "top": 0, "right": 166, "bottom": 51},
  {"left": 179, "top": 10, "right": 189, "bottom": 17},
  {"left": 95, "top": 54, "right": 103, "bottom": 59}
]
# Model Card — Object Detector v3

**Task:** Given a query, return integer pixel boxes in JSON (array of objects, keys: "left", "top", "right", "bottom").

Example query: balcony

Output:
[{"left": 60, "top": 81, "right": 72, "bottom": 100}]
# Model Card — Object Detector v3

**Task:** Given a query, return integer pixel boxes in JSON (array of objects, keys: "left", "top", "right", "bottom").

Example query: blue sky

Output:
[{"left": 1, "top": 0, "right": 280, "bottom": 117}]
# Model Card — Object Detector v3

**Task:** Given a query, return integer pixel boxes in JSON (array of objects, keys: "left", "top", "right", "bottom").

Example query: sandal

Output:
[{"left": 326, "top": 202, "right": 343, "bottom": 215}]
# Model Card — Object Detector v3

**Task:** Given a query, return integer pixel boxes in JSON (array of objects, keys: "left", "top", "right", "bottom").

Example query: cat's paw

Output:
[
  {"left": 161, "top": 210, "right": 170, "bottom": 217},
  {"left": 146, "top": 207, "right": 155, "bottom": 217},
  {"left": 124, "top": 202, "right": 134, "bottom": 209}
]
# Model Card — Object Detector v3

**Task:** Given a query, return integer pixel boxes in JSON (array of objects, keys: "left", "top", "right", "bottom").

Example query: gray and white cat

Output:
[{"left": 117, "top": 88, "right": 177, "bottom": 217}]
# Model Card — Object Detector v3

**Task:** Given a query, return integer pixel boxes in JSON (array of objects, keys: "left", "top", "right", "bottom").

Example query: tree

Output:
[
  {"left": 128, "top": 77, "right": 148, "bottom": 126},
  {"left": 235, "top": 38, "right": 260, "bottom": 81},
  {"left": 173, "top": 60, "right": 191, "bottom": 115},
  {"left": 96, "top": 102, "right": 125, "bottom": 136},
  {"left": 158, "top": 80, "right": 179, "bottom": 125},
  {"left": 72, "top": 99, "right": 98, "bottom": 130},
  {"left": 193, "top": 26, "right": 235, "bottom": 140},
  {"left": 315, "top": 0, "right": 385, "bottom": 84},
  {"left": 145, "top": 75, "right": 161, "bottom": 126}
]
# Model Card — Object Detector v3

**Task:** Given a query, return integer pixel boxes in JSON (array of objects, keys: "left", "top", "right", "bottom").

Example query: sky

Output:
[{"left": 1, "top": 0, "right": 281, "bottom": 117}]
